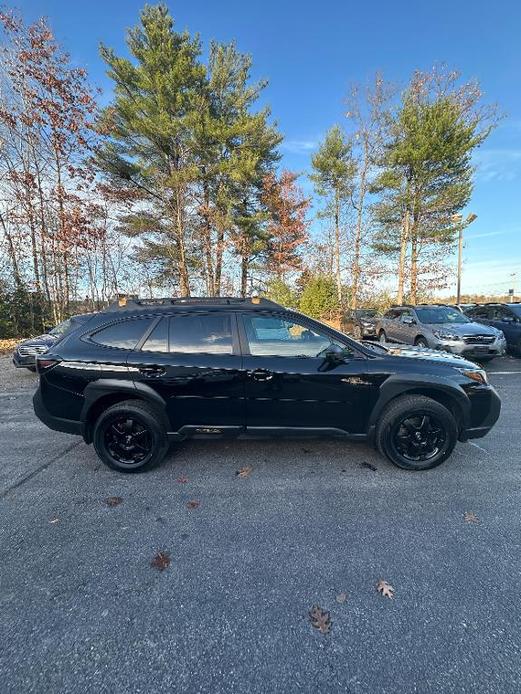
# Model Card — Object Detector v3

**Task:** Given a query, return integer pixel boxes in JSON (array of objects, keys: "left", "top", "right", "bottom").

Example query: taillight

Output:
[{"left": 36, "top": 357, "right": 61, "bottom": 373}]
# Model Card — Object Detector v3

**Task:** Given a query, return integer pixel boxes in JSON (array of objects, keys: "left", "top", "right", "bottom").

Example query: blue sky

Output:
[{"left": 18, "top": 0, "right": 521, "bottom": 295}]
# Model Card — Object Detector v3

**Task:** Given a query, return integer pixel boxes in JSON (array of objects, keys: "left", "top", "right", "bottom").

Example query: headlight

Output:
[
  {"left": 457, "top": 368, "right": 488, "bottom": 385},
  {"left": 497, "top": 330, "right": 505, "bottom": 340},
  {"left": 433, "top": 331, "right": 461, "bottom": 341}
]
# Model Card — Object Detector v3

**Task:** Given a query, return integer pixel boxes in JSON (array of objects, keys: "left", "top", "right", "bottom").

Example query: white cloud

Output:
[
  {"left": 281, "top": 139, "right": 318, "bottom": 155},
  {"left": 473, "top": 148, "right": 521, "bottom": 183}
]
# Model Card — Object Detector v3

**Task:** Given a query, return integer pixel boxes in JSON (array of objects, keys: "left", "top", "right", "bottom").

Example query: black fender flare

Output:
[
  {"left": 81, "top": 379, "right": 167, "bottom": 443},
  {"left": 367, "top": 374, "right": 470, "bottom": 441}
]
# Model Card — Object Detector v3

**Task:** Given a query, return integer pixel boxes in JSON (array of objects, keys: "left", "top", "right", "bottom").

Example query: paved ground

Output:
[{"left": 1, "top": 353, "right": 520, "bottom": 693}]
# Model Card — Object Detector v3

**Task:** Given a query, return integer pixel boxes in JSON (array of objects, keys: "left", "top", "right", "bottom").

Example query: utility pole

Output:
[{"left": 453, "top": 213, "right": 477, "bottom": 304}]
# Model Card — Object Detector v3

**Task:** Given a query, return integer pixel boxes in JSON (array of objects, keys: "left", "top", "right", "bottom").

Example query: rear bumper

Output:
[
  {"left": 33, "top": 387, "right": 83, "bottom": 436},
  {"left": 459, "top": 386, "right": 501, "bottom": 441}
]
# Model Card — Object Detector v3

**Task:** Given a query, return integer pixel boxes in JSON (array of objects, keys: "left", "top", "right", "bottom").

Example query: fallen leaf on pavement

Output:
[
  {"left": 236, "top": 465, "right": 253, "bottom": 478},
  {"left": 361, "top": 462, "right": 377, "bottom": 471},
  {"left": 336, "top": 592, "right": 348, "bottom": 604},
  {"left": 176, "top": 476, "right": 189, "bottom": 484},
  {"left": 309, "top": 605, "right": 331, "bottom": 634},
  {"left": 464, "top": 511, "right": 480, "bottom": 524},
  {"left": 186, "top": 500, "right": 200, "bottom": 509},
  {"left": 105, "top": 496, "right": 123, "bottom": 507},
  {"left": 376, "top": 579, "right": 394, "bottom": 599},
  {"left": 150, "top": 551, "right": 171, "bottom": 571}
]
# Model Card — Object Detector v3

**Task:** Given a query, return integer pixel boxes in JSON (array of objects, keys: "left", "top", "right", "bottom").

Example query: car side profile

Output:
[
  {"left": 33, "top": 297, "right": 501, "bottom": 473},
  {"left": 376, "top": 304, "right": 505, "bottom": 361},
  {"left": 465, "top": 303, "right": 521, "bottom": 354}
]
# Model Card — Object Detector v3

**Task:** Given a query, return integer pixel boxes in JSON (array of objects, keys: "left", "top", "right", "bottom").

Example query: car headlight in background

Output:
[
  {"left": 456, "top": 368, "right": 488, "bottom": 385},
  {"left": 433, "top": 331, "right": 461, "bottom": 342}
]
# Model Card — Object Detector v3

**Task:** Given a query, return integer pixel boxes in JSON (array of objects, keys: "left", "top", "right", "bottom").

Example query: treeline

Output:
[{"left": 0, "top": 4, "right": 498, "bottom": 337}]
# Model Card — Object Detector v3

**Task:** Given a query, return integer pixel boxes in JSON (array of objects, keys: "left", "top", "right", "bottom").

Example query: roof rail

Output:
[{"left": 108, "top": 295, "right": 284, "bottom": 310}]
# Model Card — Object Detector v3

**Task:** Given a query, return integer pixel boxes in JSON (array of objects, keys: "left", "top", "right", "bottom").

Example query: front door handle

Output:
[
  {"left": 139, "top": 365, "right": 166, "bottom": 377},
  {"left": 249, "top": 369, "right": 274, "bottom": 382}
]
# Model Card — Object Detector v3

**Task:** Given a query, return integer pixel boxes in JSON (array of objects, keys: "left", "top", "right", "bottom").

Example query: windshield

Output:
[
  {"left": 415, "top": 307, "right": 471, "bottom": 325},
  {"left": 355, "top": 309, "right": 378, "bottom": 318}
]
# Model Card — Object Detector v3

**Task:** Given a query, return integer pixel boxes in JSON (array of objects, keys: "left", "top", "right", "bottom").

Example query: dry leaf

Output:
[
  {"left": 309, "top": 605, "right": 331, "bottom": 634},
  {"left": 376, "top": 579, "right": 394, "bottom": 599},
  {"left": 150, "top": 551, "right": 171, "bottom": 571},
  {"left": 336, "top": 592, "right": 348, "bottom": 604},
  {"left": 236, "top": 465, "right": 253, "bottom": 478},
  {"left": 361, "top": 462, "right": 377, "bottom": 471},
  {"left": 176, "top": 476, "right": 189, "bottom": 484},
  {"left": 464, "top": 511, "right": 480, "bottom": 524},
  {"left": 186, "top": 500, "right": 200, "bottom": 509},
  {"left": 49, "top": 517, "right": 60, "bottom": 524},
  {"left": 105, "top": 496, "right": 123, "bottom": 507}
]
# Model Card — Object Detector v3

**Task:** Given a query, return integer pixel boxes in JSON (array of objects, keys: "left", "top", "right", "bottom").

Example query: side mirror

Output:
[
  {"left": 403, "top": 316, "right": 415, "bottom": 325},
  {"left": 323, "top": 343, "right": 346, "bottom": 362}
]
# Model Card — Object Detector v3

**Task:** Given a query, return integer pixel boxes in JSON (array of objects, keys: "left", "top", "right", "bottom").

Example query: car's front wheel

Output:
[
  {"left": 93, "top": 399, "right": 170, "bottom": 473},
  {"left": 375, "top": 395, "right": 458, "bottom": 471}
]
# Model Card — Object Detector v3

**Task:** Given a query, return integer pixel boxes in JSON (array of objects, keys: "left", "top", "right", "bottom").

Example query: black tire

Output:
[
  {"left": 414, "top": 337, "right": 428, "bottom": 348},
  {"left": 375, "top": 395, "right": 458, "bottom": 471},
  {"left": 379, "top": 330, "right": 387, "bottom": 343},
  {"left": 93, "top": 399, "right": 169, "bottom": 473},
  {"left": 27, "top": 365, "right": 37, "bottom": 372}
]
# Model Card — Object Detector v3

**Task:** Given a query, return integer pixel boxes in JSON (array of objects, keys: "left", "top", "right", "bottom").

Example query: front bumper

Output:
[
  {"left": 459, "top": 385, "right": 501, "bottom": 441},
  {"left": 12, "top": 352, "right": 37, "bottom": 368},
  {"left": 434, "top": 337, "right": 506, "bottom": 358},
  {"left": 33, "top": 387, "right": 83, "bottom": 436},
  {"left": 361, "top": 324, "right": 377, "bottom": 337}
]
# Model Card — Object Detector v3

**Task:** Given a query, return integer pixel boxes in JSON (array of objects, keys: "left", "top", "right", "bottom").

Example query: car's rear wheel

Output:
[
  {"left": 93, "top": 399, "right": 169, "bottom": 473},
  {"left": 379, "top": 330, "right": 387, "bottom": 343},
  {"left": 414, "top": 337, "right": 428, "bottom": 348},
  {"left": 375, "top": 395, "right": 458, "bottom": 470}
]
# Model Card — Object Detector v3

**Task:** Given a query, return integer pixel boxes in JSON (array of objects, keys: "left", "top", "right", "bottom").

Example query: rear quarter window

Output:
[{"left": 91, "top": 318, "right": 155, "bottom": 349}]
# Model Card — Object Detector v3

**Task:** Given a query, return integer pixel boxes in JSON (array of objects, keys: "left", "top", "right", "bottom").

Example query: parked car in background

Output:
[
  {"left": 455, "top": 303, "right": 476, "bottom": 313},
  {"left": 343, "top": 308, "right": 380, "bottom": 339},
  {"left": 33, "top": 296, "right": 500, "bottom": 473},
  {"left": 376, "top": 304, "right": 506, "bottom": 361},
  {"left": 465, "top": 303, "right": 521, "bottom": 354},
  {"left": 12, "top": 314, "right": 93, "bottom": 371}
]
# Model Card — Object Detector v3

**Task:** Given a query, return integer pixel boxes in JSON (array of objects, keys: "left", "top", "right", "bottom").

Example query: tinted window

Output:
[
  {"left": 141, "top": 319, "right": 169, "bottom": 352},
  {"left": 468, "top": 307, "right": 491, "bottom": 320},
  {"left": 92, "top": 318, "right": 154, "bottom": 349},
  {"left": 169, "top": 314, "right": 233, "bottom": 354},
  {"left": 243, "top": 314, "right": 349, "bottom": 358},
  {"left": 384, "top": 309, "right": 400, "bottom": 320}
]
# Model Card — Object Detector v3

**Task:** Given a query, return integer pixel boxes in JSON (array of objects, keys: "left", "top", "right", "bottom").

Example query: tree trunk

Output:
[
  {"left": 410, "top": 229, "right": 418, "bottom": 304},
  {"left": 397, "top": 209, "right": 410, "bottom": 304},
  {"left": 175, "top": 187, "right": 190, "bottom": 296},
  {"left": 240, "top": 254, "right": 249, "bottom": 297},
  {"left": 0, "top": 214, "right": 23, "bottom": 288},
  {"left": 350, "top": 149, "right": 368, "bottom": 311},
  {"left": 334, "top": 190, "right": 342, "bottom": 305}
]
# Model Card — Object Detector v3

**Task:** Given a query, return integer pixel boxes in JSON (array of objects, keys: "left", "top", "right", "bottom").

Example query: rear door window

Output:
[
  {"left": 169, "top": 313, "right": 233, "bottom": 354},
  {"left": 91, "top": 318, "right": 155, "bottom": 349}
]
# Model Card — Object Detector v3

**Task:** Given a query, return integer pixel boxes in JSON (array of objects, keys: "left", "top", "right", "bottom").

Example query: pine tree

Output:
[
  {"left": 373, "top": 68, "right": 497, "bottom": 302},
  {"left": 310, "top": 126, "right": 356, "bottom": 305},
  {"left": 96, "top": 4, "right": 206, "bottom": 295}
]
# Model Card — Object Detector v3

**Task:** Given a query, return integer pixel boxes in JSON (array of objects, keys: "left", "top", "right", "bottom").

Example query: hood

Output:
[
  {"left": 424, "top": 321, "right": 498, "bottom": 336},
  {"left": 383, "top": 344, "right": 478, "bottom": 369}
]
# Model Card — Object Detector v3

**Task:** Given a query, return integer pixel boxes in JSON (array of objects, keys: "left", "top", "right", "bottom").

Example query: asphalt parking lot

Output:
[{"left": 1, "top": 353, "right": 521, "bottom": 693}]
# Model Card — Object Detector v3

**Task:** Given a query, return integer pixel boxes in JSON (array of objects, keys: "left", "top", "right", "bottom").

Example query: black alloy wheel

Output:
[
  {"left": 93, "top": 399, "right": 170, "bottom": 473},
  {"left": 105, "top": 415, "right": 153, "bottom": 466},
  {"left": 390, "top": 413, "right": 446, "bottom": 462}
]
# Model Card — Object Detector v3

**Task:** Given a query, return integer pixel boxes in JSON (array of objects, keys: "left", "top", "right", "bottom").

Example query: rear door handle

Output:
[
  {"left": 249, "top": 369, "right": 273, "bottom": 382},
  {"left": 139, "top": 366, "right": 166, "bottom": 377}
]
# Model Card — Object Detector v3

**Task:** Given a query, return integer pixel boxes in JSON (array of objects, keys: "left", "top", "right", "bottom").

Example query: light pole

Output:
[{"left": 453, "top": 213, "right": 477, "bottom": 304}]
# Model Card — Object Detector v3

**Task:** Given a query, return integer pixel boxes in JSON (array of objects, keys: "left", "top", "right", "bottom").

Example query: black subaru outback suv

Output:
[{"left": 33, "top": 297, "right": 501, "bottom": 473}]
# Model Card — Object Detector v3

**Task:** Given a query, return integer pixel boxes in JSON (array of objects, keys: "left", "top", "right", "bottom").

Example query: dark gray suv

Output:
[{"left": 376, "top": 305, "right": 506, "bottom": 361}]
